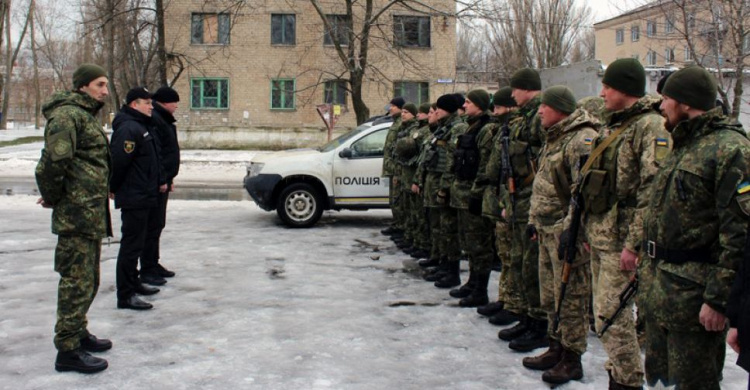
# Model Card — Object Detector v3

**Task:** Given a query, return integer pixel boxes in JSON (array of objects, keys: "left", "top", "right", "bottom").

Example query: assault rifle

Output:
[
  {"left": 598, "top": 272, "right": 639, "bottom": 337},
  {"left": 499, "top": 122, "right": 516, "bottom": 224},
  {"left": 553, "top": 154, "right": 588, "bottom": 334}
]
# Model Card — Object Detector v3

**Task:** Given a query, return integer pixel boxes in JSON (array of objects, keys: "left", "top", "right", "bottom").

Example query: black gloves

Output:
[
  {"left": 468, "top": 197, "right": 482, "bottom": 215},
  {"left": 526, "top": 224, "right": 537, "bottom": 239},
  {"left": 558, "top": 229, "right": 570, "bottom": 261}
]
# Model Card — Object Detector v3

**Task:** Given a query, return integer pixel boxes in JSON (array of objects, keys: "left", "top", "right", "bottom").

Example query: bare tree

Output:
[{"left": 1, "top": 0, "right": 32, "bottom": 129}]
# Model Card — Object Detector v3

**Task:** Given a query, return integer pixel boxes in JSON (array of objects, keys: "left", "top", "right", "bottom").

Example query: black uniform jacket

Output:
[
  {"left": 151, "top": 103, "right": 180, "bottom": 185},
  {"left": 110, "top": 105, "right": 160, "bottom": 209},
  {"left": 727, "top": 227, "right": 750, "bottom": 373}
]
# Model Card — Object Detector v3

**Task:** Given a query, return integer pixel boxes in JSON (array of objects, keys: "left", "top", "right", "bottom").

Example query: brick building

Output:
[{"left": 164, "top": 0, "right": 458, "bottom": 132}]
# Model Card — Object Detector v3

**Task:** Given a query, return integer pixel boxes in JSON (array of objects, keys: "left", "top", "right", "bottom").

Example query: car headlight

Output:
[{"left": 247, "top": 162, "right": 265, "bottom": 178}]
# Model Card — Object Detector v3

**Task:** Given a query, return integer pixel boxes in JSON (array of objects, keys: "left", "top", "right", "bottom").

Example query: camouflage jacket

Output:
[
  {"left": 483, "top": 111, "right": 516, "bottom": 219},
  {"left": 437, "top": 112, "right": 469, "bottom": 194},
  {"left": 395, "top": 118, "right": 425, "bottom": 187},
  {"left": 414, "top": 123, "right": 443, "bottom": 207},
  {"left": 501, "top": 95, "right": 544, "bottom": 223},
  {"left": 448, "top": 112, "right": 496, "bottom": 209},
  {"left": 583, "top": 95, "right": 670, "bottom": 251},
  {"left": 644, "top": 108, "right": 750, "bottom": 322},
  {"left": 35, "top": 91, "right": 112, "bottom": 239},
  {"left": 381, "top": 113, "right": 402, "bottom": 177},
  {"left": 530, "top": 109, "right": 598, "bottom": 227}
]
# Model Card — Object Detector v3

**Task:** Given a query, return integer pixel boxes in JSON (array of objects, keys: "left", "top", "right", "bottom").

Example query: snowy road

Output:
[{"left": 0, "top": 196, "right": 747, "bottom": 390}]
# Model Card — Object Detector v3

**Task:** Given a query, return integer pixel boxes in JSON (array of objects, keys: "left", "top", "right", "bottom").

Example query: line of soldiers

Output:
[{"left": 381, "top": 60, "right": 750, "bottom": 389}]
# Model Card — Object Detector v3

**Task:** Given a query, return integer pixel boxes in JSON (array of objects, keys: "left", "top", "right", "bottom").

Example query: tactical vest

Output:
[
  {"left": 424, "top": 126, "right": 451, "bottom": 173},
  {"left": 548, "top": 133, "right": 578, "bottom": 207},
  {"left": 454, "top": 130, "right": 480, "bottom": 180},
  {"left": 580, "top": 127, "right": 635, "bottom": 215},
  {"left": 508, "top": 114, "right": 541, "bottom": 184}
]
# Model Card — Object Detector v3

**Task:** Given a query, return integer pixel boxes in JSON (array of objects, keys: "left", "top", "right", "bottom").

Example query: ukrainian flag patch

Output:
[
  {"left": 584, "top": 138, "right": 592, "bottom": 146},
  {"left": 656, "top": 138, "right": 668, "bottom": 147},
  {"left": 738, "top": 181, "right": 750, "bottom": 194}
]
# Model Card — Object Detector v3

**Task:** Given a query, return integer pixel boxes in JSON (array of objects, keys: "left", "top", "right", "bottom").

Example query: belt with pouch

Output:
[{"left": 642, "top": 240, "right": 711, "bottom": 264}]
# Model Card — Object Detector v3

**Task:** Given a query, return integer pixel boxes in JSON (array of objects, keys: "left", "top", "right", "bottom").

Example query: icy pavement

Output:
[{"left": 0, "top": 196, "right": 747, "bottom": 390}]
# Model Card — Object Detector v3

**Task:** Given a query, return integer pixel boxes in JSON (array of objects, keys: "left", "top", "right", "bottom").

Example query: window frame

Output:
[
  {"left": 393, "top": 15, "right": 431, "bottom": 48},
  {"left": 270, "top": 78, "right": 296, "bottom": 110},
  {"left": 393, "top": 81, "right": 429, "bottom": 105},
  {"left": 324, "top": 14, "right": 351, "bottom": 46},
  {"left": 631, "top": 25, "right": 640, "bottom": 42},
  {"left": 616, "top": 28, "right": 624, "bottom": 45},
  {"left": 271, "top": 13, "right": 296, "bottom": 46},
  {"left": 190, "top": 78, "right": 230, "bottom": 110},
  {"left": 324, "top": 80, "right": 348, "bottom": 106},
  {"left": 647, "top": 50, "right": 657, "bottom": 66},
  {"left": 647, "top": 20, "right": 657, "bottom": 37},
  {"left": 191, "top": 13, "right": 230, "bottom": 45},
  {"left": 665, "top": 47, "right": 675, "bottom": 63},
  {"left": 665, "top": 15, "right": 675, "bottom": 34},
  {"left": 684, "top": 45, "right": 692, "bottom": 61}
]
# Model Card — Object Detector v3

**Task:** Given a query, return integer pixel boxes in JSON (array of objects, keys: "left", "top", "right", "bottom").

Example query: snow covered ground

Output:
[{"left": 0, "top": 129, "right": 747, "bottom": 389}]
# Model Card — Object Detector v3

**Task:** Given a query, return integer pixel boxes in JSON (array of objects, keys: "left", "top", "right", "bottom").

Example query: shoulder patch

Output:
[
  {"left": 584, "top": 138, "right": 592, "bottom": 146},
  {"left": 736, "top": 192, "right": 750, "bottom": 217},
  {"left": 656, "top": 138, "right": 669, "bottom": 147},
  {"left": 53, "top": 139, "right": 71, "bottom": 157},
  {"left": 124, "top": 140, "right": 136, "bottom": 154},
  {"left": 738, "top": 181, "right": 750, "bottom": 195}
]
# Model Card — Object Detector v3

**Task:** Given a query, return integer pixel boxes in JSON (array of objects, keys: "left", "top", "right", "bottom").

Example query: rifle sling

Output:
[{"left": 581, "top": 116, "right": 640, "bottom": 174}]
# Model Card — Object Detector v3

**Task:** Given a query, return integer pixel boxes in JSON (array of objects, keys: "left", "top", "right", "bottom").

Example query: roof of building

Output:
[{"left": 594, "top": 0, "right": 672, "bottom": 27}]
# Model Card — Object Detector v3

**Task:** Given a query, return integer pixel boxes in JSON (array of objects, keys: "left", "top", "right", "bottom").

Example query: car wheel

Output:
[{"left": 276, "top": 183, "right": 324, "bottom": 228}]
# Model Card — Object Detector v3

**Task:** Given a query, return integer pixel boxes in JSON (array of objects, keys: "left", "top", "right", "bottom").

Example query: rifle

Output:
[
  {"left": 598, "top": 272, "right": 639, "bottom": 337},
  {"left": 499, "top": 122, "right": 516, "bottom": 224},
  {"left": 553, "top": 154, "right": 588, "bottom": 334}
]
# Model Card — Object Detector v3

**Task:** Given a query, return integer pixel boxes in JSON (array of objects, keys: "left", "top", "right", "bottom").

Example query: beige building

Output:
[{"left": 164, "top": 0, "right": 458, "bottom": 133}]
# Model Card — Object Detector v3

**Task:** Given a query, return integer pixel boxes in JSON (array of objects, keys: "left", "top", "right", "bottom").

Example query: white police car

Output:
[{"left": 244, "top": 118, "right": 393, "bottom": 227}]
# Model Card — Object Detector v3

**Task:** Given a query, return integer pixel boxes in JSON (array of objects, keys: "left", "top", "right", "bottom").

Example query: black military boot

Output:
[
  {"left": 477, "top": 301, "right": 504, "bottom": 317},
  {"left": 434, "top": 261, "right": 460, "bottom": 288},
  {"left": 542, "top": 347, "right": 583, "bottom": 384},
  {"left": 410, "top": 248, "right": 430, "bottom": 259},
  {"left": 381, "top": 226, "right": 400, "bottom": 236},
  {"left": 449, "top": 272, "right": 475, "bottom": 298},
  {"left": 55, "top": 349, "right": 108, "bottom": 374},
  {"left": 396, "top": 239, "right": 413, "bottom": 249},
  {"left": 523, "top": 339, "right": 562, "bottom": 370},
  {"left": 498, "top": 315, "right": 529, "bottom": 341},
  {"left": 509, "top": 319, "right": 549, "bottom": 352},
  {"left": 608, "top": 371, "right": 643, "bottom": 390},
  {"left": 489, "top": 309, "right": 519, "bottom": 326},
  {"left": 459, "top": 271, "right": 490, "bottom": 307},
  {"left": 418, "top": 257, "right": 440, "bottom": 268},
  {"left": 79, "top": 334, "right": 112, "bottom": 353},
  {"left": 402, "top": 245, "right": 416, "bottom": 255}
]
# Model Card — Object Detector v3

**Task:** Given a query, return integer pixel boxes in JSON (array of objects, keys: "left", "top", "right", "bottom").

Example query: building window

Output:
[
  {"left": 647, "top": 50, "right": 657, "bottom": 65},
  {"left": 631, "top": 25, "right": 640, "bottom": 41},
  {"left": 393, "top": 16, "right": 431, "bottom": 48},
  {"left": 393, "top": 81, "right": 429, "bottom": 104},
  {"left": 191, "top": 78, "right": 229, "bottom": 109},
  {"left": 665, "top": 48, "right": 675, "bottom": 63},
  {"left": 271, "top": 79, "right": 295, "bottom": 109},
  {"left": 684, "top": 46, "right": 691, "bottom": 61},
  {"left": 665, "top": 16, "right": 674, "bottom": 34},
  {"left": 744, "top": 34, "right": 750, "bottom": 54},
  {"left": 324, "top": 14, "right": 351, "bottom": 46},
  {"left": 647, "top": 20, "right": 657, "bottom": 37},
  {"left": 616, "top": 29, "right": 624, "bottom": 45},
  {"left": 271, "top": 14, "right": 295, "bottom": 45},
  {"left": 687, "top": 13, "right": 696, "bottom": 29},
  {"left": 324, "top": 80, "right": 347, "bottom": 105},
  {"left": 191, "top": 13, "right": 230, "bottom": 45}
]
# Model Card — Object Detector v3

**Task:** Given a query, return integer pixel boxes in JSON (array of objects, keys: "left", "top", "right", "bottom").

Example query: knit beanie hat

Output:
[
  {"left": 466, "top": 89, "right": 491, "bottom": 111},
  {"left": 73, "top": 64, "right": 107, "bottom": 89},
  {"left": 153, "top": 86, "right": 180, "bottom": 103},
  {"left": 542, "top": 85, "right": 577, "bottom": 115},
  {"left": 510, "top": 68, "right": 542, "bottom": 91},
  {"left": 390, "top": 96, "right": 405, "bottom": 109},
  {"left": 436, "top": 94, "right": 460, "bottom": 113},
  {"left": 493, "top": 87, "right": 516, "bottom": 107},
  {"left": 402, "top": 103, "right": 418, "bottom": 116},
  {"left": 418, "top": 102, "right": 431, "bottom": 114},
  {"left": 661, "top": 66, "right": 717, "bottom": 111},
  {"left": 452, "top": 93, "right": 465, "bottom": 108},
  {"left": 602, "top": 58, "right": 646, "bottom": 97}
]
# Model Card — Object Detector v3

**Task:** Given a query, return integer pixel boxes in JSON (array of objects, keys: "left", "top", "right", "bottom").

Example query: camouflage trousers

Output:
[
  {"left": 439, "top": 207, "right": 460, "bottom": 262},
  {"left": 389, "top": 177, "right": 406, "bottom": 230},
  {"left": 495, "top": 220, "right": 513, "bottom": 301},
  {"left": 538, "top": 224, "right": 590, "bottom": 355},
  {"left": 427, "top": 205, "right": 443, "bottom": 259},
  {"left": 590, "top": 246, "right": 644, "bottom": 387},
  {"left": 405, "top": 190, "right": 430, "bottom": 250},
  {"left": 643, "top": 320, "right": 725, "bottom": 390},
  {"left": 54, "top": 235, "right": 101, "bottom": 352},
  {"left": 504, "top": 222, "right": 542, "bottom": 319},
  {"left": 457, "top": 209, "right": 494, "bottom": 273}
]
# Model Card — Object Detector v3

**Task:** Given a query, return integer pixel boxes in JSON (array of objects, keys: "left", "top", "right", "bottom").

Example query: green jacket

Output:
[
  {"left": 644, "top": 108, "right": 750, "bottom": 328},
  {"left": 35, "top": 91, "right": 112, "bottom": 239},
  {"left": 381, "top": 114, "right": 402, "bottom": 177},
  {"left": 449, "top": 112, "right": 496, "bottom": 209}
]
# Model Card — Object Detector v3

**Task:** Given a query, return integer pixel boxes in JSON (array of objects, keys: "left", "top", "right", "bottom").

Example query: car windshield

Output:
[{"left": 317, "top": 123, "right": 373, "bottom": 152}]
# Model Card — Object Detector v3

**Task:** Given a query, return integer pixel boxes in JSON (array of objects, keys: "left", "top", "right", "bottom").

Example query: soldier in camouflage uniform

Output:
[
  {"left": 398, "top": 103, "right": 432, "bottom": 260},
  {"left": 576, "top": 58, "right": 670, "bottom": 390},
  {"left": 35, "top": 64, "right": 112, "bottom": 374},
  {"left": 393, "top": 103, "right": 422, "bottom": 254},
  {"left": 422, "top": 94, "right": 467, "bottom": 288},
  {"left": 577, "top": 96, "right": 608, "bottom": 125},
  {"left": 445, "top": 89, "right": 498, "bottom": 307},
  {"left": 643, "top": 67, "right": 750, "bottom": 389},
  {"left": 524, "top": 86, "right": 597, "bottom": 385},
  {"left": 496, "top": 68, "right": 547, "bottom": 353},
  {"left": 381, "top": 97, "right": 404, "bottom": 237},
  {"left": 477, "top": 87, "right": 519, "bottom": 325}
]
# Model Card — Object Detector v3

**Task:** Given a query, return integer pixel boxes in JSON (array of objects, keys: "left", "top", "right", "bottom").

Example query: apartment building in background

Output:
[{"left": 164, "top": 0, "right": 458, "bottom": 131}]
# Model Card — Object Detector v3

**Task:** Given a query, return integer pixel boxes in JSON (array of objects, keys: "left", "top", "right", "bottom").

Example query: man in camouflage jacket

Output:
[
  {"left": 643, "top": 67, "right": 750, "bottom": 390},
  {"left": 35, "top": 64, "right": 112, "bottom": 374},
  {"left": 381, "top": 97, "right": 404, "bottom": 236}
]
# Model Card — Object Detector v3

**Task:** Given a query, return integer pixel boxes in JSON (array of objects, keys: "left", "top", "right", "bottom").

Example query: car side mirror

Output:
[{"left": 339, "top": 148, "right": 353, "bottom": 158}]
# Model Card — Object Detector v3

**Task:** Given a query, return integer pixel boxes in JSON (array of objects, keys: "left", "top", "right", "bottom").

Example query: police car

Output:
[{"left": 244, "top": 117, "right": 393, "bottom": 227}]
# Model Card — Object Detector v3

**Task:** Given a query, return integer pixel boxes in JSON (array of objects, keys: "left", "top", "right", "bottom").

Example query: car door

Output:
[{"left": 331, "top": 126, "right": 389, "bottom": 207}]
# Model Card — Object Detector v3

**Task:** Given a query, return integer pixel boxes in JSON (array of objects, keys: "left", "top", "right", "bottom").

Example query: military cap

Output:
[
  {"left": 126, "top": 87, "right": 153, "bottom": 104},
  {"left": 542, "top": 85, "right": 577, "bottom": 115},
  {"left": 510, "top": 68, "right": 542, "bottom": 91},
  {"left": 436, "top": 94, "right": 460, "bottom": 113},
  {"left": 390, "top": 96, "right": 405, "bottom": 109},
  {"left": 418, "top": 102, "right": 431, "bottom": 114},
  {"left": 661, "top": 66, "right": 717, "bottom": 111},
  {"left": 602, "top": 58, "right": 646, "bottom": 97},
  {"left": 466, "top": 89, "right": 491, "bottom": 111},
  {"left": 402, "top": 103, "right": 418, "bottom": 116},
  {"left": 73, "top": 64, "right": 107, "bottom": 89},
  {"left": 493, "top": 87, "right": 516, "bottom": 108}
]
